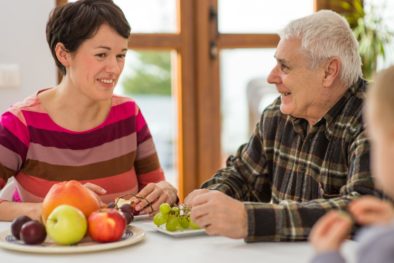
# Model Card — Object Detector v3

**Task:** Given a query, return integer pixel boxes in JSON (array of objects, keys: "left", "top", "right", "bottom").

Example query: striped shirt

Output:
[
  {"left": 202, "top": 79, "right": 380, "bottom": 242},
  {"left": 0, "top": 91, "right": 164, "bottom": 203}
]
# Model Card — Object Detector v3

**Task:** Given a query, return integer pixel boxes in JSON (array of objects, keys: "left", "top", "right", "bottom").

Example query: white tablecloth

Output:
[{"left": 0, "top": 220, "right": 357, "bottom": 263}]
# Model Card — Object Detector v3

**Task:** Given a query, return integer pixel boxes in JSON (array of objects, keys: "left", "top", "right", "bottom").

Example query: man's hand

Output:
[
  {"left": 348, "top": 196, "right": 394, "bottom": 225},
  {"left": 184, "top": 189, "right": 210, "bottom": 207},
  {"left": 309, "top": 211, "right": 353, "bottom": 253},
  {"left": 188, "top": 190, "right": 248, "bottom": 239},
  {"left": 134, "top": 181, "right": 178, "bottom": 215}
]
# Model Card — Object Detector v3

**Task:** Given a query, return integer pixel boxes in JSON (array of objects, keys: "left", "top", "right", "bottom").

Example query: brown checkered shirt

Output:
[{"left": 202, "top": 78, "right": 381, "bottom": 242}]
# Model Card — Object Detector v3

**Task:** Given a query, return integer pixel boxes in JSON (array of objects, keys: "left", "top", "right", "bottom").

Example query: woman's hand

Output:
[
  {"left": 0, "top": 201, "right": 43, "bottom": 222},
  {"left": 309, "top": 211, "right": 353, "bottom": 253},
  {"left": 83, "top": 183, "right": 107, "bottom": 208},
  {"left": 348, "top": 196, "right": 394, "bottom": 225},
  {"left": 134, "top": 181, "right": 178, "bottom": 215},
  {"left": 29, "top": 203, "right": 44, "bottom": 222}
]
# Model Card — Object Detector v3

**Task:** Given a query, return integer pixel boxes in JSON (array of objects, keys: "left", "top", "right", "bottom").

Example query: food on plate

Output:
[
  {"left": 19, "top": 220, "right": 47, "bottom": 245},
  {"left": 189, "top": 219, "right": 200, "bottom": 230},
  {"left": 118, "top": 204, "right": 134, "bottom": 224},
  {"left": 153, "top": 203, "right": 201, "bottom": 232},
  {"left": 114, "top": 197, "right": 140, "bottom": 216},
  {"left": 7, "top": 192, "right": 152, "bottom": 247},
  {"left": 46, "top": 205, "right": 87, "bottom": 245},
  {"left": 41, "top": 180, "right": 100, "bottom": 222},
  {"left": 105, "top": 194, "right": 155, "bottom": 223},
  {"left": 88, "top": 208, "right": 126, "bottom": 243},
  {"left": 11, "top": 215, "right": 33, "bottom": 240}
]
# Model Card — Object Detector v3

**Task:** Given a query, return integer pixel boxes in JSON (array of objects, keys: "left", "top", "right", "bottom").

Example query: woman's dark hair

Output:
[{"left": 46, "top": 0, "right": 131, "bottom": 75}]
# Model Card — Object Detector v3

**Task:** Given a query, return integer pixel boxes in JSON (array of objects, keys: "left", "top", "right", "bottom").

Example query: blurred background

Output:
[{"left": 0, "top": 0, "right": 392, "bottom": 198}]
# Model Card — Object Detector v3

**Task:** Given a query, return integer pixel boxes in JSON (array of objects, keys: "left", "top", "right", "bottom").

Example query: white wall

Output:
[{"left": 0, "top": 0, "right": 56, "bottom": 112}]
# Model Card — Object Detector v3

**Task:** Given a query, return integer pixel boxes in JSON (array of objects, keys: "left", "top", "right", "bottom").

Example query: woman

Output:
[{"left": 0, "top": 0, "right": 177, "bottom": 221}]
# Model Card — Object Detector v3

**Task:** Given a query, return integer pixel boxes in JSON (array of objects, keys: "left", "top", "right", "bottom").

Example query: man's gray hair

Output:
[{"left": 280, "top": 10, "right": 362, "bottom": 87}]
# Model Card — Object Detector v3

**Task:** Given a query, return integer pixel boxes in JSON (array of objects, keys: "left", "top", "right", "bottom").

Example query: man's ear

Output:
[
  {"left": 322, "top": 57, "right": 341, "bottom": 87},
  {"left": 54, "top": 42, "right": 70, "bottom": 68}
]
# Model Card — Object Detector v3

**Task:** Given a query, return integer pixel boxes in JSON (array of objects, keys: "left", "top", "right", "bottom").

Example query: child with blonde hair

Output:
[{"left": 309, "top": 65, "right": 394, "bottom": 263}]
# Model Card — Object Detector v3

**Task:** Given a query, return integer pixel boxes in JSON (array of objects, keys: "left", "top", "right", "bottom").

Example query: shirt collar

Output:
[
  {"left": 290, "top": 78, "right": 367, "bottom": 138},
  {"left": 323, "top": 78, "right": 367, "bottom": 139}
]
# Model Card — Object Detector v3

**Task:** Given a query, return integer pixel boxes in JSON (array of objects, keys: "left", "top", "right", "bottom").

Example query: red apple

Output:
[{"left": 88, "top": 209, "right": 126, "bottom": 243}]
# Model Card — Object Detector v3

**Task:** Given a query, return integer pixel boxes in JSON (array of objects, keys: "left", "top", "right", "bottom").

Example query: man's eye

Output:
[{"left": 280, "top": 64, "right": 289, "bottom": 71}]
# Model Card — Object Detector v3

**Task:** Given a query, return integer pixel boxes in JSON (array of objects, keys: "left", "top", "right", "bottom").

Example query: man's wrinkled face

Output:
[{"left": 267, "top": 38, "right": 326, "bottom": 121}]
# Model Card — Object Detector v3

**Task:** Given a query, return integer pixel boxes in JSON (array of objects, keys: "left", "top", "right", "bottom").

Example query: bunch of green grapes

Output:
[{"left": 153, "top": 203, "right": 200, "bottom": 232}]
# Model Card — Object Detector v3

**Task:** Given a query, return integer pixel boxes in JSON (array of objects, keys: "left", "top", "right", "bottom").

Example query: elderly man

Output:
[{"left": 185, "top": 10, "right": 380, "bottom": 242}]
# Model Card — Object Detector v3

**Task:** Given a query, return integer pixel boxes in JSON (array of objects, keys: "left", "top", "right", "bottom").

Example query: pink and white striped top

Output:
[{"left": 0, "top": 91, "right": 165, "bottom": 203}]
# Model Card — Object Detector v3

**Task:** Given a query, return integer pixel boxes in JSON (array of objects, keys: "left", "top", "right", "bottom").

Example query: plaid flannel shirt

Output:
[{"left": 202, "top": 78, "right": 381, "bottom": 242}]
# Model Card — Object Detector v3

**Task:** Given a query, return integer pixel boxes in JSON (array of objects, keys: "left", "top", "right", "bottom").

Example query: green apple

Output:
[{"left": 46, "top": 204, "right": 87, "bottom": 245}]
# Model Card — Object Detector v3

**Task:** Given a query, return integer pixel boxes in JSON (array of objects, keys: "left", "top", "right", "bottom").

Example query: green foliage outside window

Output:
[
  {"left": 339, "top": 0, "right": 393, "bottom": 80},
  {"left": 122, "top": 51, "right": 172, "bottom": 96}
]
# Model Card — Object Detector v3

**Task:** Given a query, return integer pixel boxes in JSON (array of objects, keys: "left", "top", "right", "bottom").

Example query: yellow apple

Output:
[{"left": 46, "top": 205, "right": 87, "bottom": 245}]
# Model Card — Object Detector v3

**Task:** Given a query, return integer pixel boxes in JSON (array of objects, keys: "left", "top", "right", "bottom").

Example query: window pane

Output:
[
  {"left": 220, "top": 49, "right": 279, "bottom": 160},
  {"left": 114, "top": 0, "right": 177, "bottom": 33},
  {"left": 367, "top": 0, "right": 394, "bottom": 70},
  {"left": 218, "top": 0, "right": 314, "bottom": 33},
  {"left": 115, "top": 50, "right": 178, "bottom": 187}
]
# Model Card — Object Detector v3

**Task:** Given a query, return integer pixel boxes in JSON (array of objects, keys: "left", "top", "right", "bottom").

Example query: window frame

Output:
[{"left": 57, "top": 0, "right": 339, "bottom": 199}]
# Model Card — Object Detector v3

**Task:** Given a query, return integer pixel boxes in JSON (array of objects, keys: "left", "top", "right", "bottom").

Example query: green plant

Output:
[
  {"left": 339, "top": 0, "right": 393, "bottom": 80},
  {"left": 122, "top": 51, "right": 172, "bottom": 96}
]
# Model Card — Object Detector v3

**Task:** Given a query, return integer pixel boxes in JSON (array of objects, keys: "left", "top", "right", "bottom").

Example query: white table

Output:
[{"left": 0, "top": 220, "right": 357, "bottom": 263}]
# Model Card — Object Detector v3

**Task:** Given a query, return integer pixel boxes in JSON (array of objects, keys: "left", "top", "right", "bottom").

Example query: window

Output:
[
  {"left": 60, "top": 0, "right": 326, "bottom": 199},
  {"left": 218, "top": 1, "right": 314, "bottom": 159},
  {"left": 115, "top": 50, "right": 178, "bottom": 187}
]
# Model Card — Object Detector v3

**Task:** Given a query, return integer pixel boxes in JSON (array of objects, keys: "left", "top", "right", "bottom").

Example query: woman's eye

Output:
[
  {"left": 96, "top": 53, "right": 106, "bottom": 58},
  {"left": 117, "top": 54, "right": 126, "bottom": 59}
]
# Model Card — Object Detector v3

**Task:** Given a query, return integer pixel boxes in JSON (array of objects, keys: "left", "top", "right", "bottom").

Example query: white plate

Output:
[
  {"left": 154, "top": 224, "right": 205, "bottom": 237},
  {"left": 0, "top": 225, "right": 144, "bottom": 254}
]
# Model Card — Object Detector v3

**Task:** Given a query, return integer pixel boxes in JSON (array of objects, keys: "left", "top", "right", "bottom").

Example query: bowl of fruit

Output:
[{"left": 0, "top": 181, "right": 145, "bottom": 253}]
